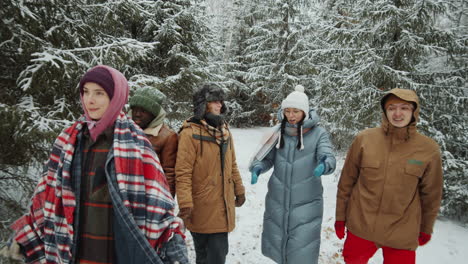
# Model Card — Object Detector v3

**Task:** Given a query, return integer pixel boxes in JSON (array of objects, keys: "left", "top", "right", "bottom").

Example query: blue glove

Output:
[
  {"left": 251, "top": 165, "right": 262, "bottom": 185},
  {"left": 313, "top": 157, "right": 327, "bottom": 177},
  {"left": 313, "top": 163, "right": 325, "bottom": 177}
]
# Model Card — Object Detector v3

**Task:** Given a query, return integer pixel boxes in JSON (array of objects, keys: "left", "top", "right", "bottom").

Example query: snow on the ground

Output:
[{"left": 182, "top": 127, "right": 468, "bottom": 263}]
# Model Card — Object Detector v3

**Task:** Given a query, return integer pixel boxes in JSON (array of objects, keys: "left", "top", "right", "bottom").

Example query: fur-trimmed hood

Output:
[{"left": 193, "top": 83, "right": 227, "bottom": 120}]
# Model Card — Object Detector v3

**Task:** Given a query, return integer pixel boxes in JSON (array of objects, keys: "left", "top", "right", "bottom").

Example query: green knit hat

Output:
[{"left": 129, "top": 87, "right": 166, "bottom": 117}]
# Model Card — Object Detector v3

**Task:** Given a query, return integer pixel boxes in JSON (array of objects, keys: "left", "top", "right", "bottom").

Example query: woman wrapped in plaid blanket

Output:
[{"left": 0, "top": 65, "right": 188, "bottom": 264}]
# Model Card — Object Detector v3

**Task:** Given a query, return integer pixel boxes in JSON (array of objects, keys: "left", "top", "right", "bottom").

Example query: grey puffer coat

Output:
[{"left": 250, "top": 109, "right": 336, "bottom": 264}]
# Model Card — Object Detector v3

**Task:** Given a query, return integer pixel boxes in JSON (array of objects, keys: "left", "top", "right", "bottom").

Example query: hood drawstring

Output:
[
  {"left": 405, "top": 126, "right": 411, "bottom": 141},
  {"left": 276, "top": 118, "right": 304, "bottom": 150},
  {"left": 295, "top": 121, "right": 304, "bottom": 151},
  {"left": 299, "top": 124, "right": 304, "bottom": 150},
  {"left": 276, "top": 118, "right": 286, "bottom": 149},
  {"left": 275, "top": 130, "right": 282, "bottom": 149}
]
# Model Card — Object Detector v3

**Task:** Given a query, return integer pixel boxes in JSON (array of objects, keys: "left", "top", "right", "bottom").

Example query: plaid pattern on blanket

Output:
[{"left": 11, "top": 112, "right": 182, "bottom": 263}]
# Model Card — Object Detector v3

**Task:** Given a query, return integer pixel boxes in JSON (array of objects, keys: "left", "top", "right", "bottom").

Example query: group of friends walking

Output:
[{"left": 0, "top": 65, "right": 443, "bottom": 264}]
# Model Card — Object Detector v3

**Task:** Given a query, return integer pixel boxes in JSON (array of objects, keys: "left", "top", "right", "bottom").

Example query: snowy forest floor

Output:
[{"left": 180, "top": 127, "right": 468, "bottom": 264}]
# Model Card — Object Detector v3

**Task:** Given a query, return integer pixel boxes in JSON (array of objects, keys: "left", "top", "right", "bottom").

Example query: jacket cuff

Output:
[{"left": 234, "top": 183, "right": 245, "bottom": 196}]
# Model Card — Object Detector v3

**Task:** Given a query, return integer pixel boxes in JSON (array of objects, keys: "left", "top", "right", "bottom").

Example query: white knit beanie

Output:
[{"left": 281, "top": 85, "right": 309, "bottom": 120}]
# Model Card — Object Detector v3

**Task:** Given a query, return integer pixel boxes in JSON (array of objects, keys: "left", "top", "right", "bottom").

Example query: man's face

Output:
[
  {"left": 385, "top": 103, "right": 414, "bottom": 128},
  {"left": 206, "top": 100, "right": 223, "bottom": 115},
  {"left": 131, "top": 106, "right": 155, "bottom": 129}
]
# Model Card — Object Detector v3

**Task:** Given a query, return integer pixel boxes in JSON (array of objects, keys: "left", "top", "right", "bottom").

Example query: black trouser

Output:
[{"left": 190, "top": 232, "right": 229, "bottom": 264}]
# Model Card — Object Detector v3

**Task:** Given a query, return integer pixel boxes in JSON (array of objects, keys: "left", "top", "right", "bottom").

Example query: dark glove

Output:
[
  {"left": 334, "top": 221, "right": 346, "bottom": 240},
  {"left": 314, "top": 156, "right": 327, "bottom": 177},
  {"left": 178, "top": 207, "right": 192, "bottom": 222},
  {"left": 235, "top": 193, "right": 246, "bottom": 207},
  {"left": 251, "top": 165, "right": 262, "bottom": 185},
  {"left": 418, "top": 232, "right": 431, "bottom": 246}
]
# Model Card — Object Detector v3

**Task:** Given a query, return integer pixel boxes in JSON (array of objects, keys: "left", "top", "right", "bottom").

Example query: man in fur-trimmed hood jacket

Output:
[
  {"left": 175, "top": 83, "right": 245, "bottom": 264},
  {"left": 335, "top": 88, "right": 443, "bottom": 264}
]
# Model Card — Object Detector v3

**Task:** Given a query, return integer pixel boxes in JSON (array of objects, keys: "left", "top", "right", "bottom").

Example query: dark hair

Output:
[{"left": 278, "top": 116, "right": 304, "bottom": 150}]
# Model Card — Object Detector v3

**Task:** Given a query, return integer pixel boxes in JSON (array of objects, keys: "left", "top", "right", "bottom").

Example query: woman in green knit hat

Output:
[{"left": 129, "top": 87, "right": 178, "bottom": 197}]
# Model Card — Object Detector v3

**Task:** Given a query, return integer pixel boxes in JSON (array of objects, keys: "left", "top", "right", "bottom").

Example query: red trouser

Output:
[{"left": 343, "top": 231, "right": 415, "bottom": 264}]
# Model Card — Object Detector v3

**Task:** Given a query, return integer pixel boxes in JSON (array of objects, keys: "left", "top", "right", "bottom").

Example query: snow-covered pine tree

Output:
[
  {"left": 225, "top": 0, "right": 316, "bottom": 126},
  {"left": 211, "top": 0, "right": 262, "bottom": 126},
  {"left": 127, "top": 0, "right": 214, "bottom": 126},
  {"left": 316, "top": 0, "right": 467, "bottom": 222},
  {"left": 429, "top": 0, "right": 468, "bottom": 223},
  {"left": 200, "top": 0, "right": 277, "bottom": 127}
]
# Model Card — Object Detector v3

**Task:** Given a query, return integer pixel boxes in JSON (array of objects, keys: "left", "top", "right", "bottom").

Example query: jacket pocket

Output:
[
  {"left": 403, "top": 163, "right": 423, "bottom": 190},
  {"left": 404, "top": 163, "right": 424, "bottom": 178},
  {"left": 396, "top": 163, "right": 424, "bottom": 207},
  {"left": 359, "top": 159, "right": 381, "bottom": 177},
  {"left": 361, "top": 159, "right": 380, "bottom": 169},
  {"left": 358, "top": 159, "right": 381, "bottom": 191}
]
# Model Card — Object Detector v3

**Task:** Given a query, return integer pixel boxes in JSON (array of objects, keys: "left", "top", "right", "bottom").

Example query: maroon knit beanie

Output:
[{"left": 79, "top": 67, "right": 114, "bottom": 99}]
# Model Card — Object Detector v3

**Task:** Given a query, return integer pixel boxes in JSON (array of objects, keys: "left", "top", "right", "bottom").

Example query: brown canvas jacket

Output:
[
  {"left": 175, "top": 119, "right": 245, "bottom": 233},
  {"left": 336, "top": 88, "right": 443, "bottom": 250},
  {"left": 147, "top": 123, "right": 178, "bottom": 196}
]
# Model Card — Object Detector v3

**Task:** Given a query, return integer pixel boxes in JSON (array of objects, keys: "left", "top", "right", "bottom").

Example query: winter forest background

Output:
[{"left": 0, "top": 0, "right": 467, "bottom": 261}]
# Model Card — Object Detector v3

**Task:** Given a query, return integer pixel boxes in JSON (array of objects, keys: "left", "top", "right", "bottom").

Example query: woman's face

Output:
[
  {"left": 284, "top": 108, "right": 304, "bottom": 125},
  {"left": 82, "top": 82, "right": 110, "bottom": 120},
  {"left": 206, "top": 100, "right": 223, "bottom": 115}
]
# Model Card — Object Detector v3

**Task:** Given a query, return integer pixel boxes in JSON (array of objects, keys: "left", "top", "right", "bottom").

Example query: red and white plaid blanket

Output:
[{"left": 11, "top": 112, "right": 182, "bottom": 263}]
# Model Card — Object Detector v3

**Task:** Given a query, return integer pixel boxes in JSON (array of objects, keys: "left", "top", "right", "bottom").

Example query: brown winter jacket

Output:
[
  {"left": 175, "top": 119, "right": 245, "bottom": 233},
  {"left": 146, "top": 124, "right": 178, "bottom": 196},
  {"left": 336, "top": 88, "right": 443, "bottom": 250}
]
